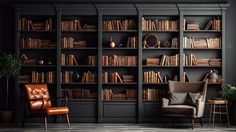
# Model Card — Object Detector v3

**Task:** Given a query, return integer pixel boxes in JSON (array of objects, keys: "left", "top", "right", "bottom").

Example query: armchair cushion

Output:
[
  {"left": 169, "top": 92, "right": 187, "bottom": 105},
  {"left": 187, "top": 92, "right": 202, "bottom": 106},
  {"left": 46, "top": 107, "right": 69, "bottom": 115},
  {"left": 162, "top": 105, "right": 196, "bottom": 117}
]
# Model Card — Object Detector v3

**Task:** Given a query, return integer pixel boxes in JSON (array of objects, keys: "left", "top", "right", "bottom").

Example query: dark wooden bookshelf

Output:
[{"left": 15, "top": 3, "right": 229, "bottom": 123}]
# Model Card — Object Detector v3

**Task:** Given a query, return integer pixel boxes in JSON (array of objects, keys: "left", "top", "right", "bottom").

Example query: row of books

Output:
[
  {"left": 103, "top": 19, "right": 135, "bottom": 30},
  {"left": 61, "top": 37, "right": 87, "bottom": 48},
  {"left": 61, "top": 89, "right": 97, "bottom": 99},
  {"left": 160, "top": 54, "right": 179, "bottom": 66},
  {"left": 19, "top": 18, "right": 53, "bottom": 31},
  {"left": 61, "top": 54, "right": 78, "bottom": 66},
  {"left": 19, "top": 71, "right": 56, "bottom": 83},
  {"left": 183, "top": 37, "right": 221, "bottom": 48},
  {"left": 61, "top": 20, "right": 96, "bottom": 31},
  {"left": 143, "top": 71, "right": 163, "bottom": 83},
  {"left": 126, "top": 36, "right": 138, "bottom": 48},
  {"left": 204, "top": 18, "right": 221, "bottom": 30},
  {"left": 184, "top": 18, "right": 221, "bottom": 30},
  {"left": 102, "top": 89, "right": 137, "bottom": 100},
  {"left": 20, "top": 38, "right": 55, "bottom": 48},
  {"left": 143, "top": 89, "right": 167, "bottom": 100},
  {"left": 61, "top": 54, "right": 97, "bottom": 66},
  {"left": 102, "top": 55, "right": 137, "bottom": 66},
  {"left": 142, "top": 17, "right": 178, "bottom": 31},
  {"left": 61, "top": 71, "right": 97, "bottom": 83},
  {"left": 145, "top": 54, "right": 179, "bottom": 66},
  {"left": 183, "top": 54, "right": 222, "bottom": 66},
  {"left": 102, "top": 72, "right": 135, "bottom": 83}
]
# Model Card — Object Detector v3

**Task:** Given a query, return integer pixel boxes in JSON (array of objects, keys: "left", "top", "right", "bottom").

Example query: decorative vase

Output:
[
  {"left": 73, "top": 72, "right": 81, "bottom": 82},
  {"left": 38, "top": 58, "right": 44, "bottom": 65},
  {"left": 109, "top": 37, "right": 116, "bottom": 48}
]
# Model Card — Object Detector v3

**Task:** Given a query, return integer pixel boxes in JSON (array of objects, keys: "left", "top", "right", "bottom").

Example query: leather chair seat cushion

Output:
[
  {"left": 46, "top": 107, "right": 69, "bottom": 115},
  {"left": 163, "top": 105, "right": 196, "bottom": 116}
]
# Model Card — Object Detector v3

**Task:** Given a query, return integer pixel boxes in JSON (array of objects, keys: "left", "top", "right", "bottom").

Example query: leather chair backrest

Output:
[{"left": 25, "top": 84, "right": 51, "bottom": 110}]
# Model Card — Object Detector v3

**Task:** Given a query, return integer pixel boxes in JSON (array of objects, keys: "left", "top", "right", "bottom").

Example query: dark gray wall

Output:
[{"left": 0, "top": 0, "right": 235, "bottom": 115}]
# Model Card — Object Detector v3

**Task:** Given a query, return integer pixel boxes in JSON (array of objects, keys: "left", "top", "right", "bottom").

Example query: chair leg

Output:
[
  {"left": 65, "top": 114, "right": 70, "bottom": 128},
  {"left": 44, "top": 116, "right": 48, "bottom": 130},
  {"left": 191, "top": 118, "right": 194, "bottom": 129},
  {"left": 199, "top": 118, "right": 203, "bottom": 127}
]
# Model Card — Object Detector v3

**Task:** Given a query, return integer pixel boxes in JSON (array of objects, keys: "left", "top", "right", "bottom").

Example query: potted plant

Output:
[
  {"left": 0, "top": 53, "right": 22, "bottom": 123},
  {"left": 220, "top": 84, "right": 236, "bottom": 125}
]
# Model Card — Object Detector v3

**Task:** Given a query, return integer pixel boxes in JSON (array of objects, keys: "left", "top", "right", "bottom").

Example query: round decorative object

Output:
[
  {"left": 162, "top": 40, "right": 171, "bottom": 47},
  {"left": 208, "top": 70, "right": 219, "bottom": 79},
  {"left": 144, "top": 34, "right": 160, "bottom": 48},
  {"left": 46, "top": 60, "right": 52, "bottom": 65},
  {"left": 72, "top": 72, "right": 81, "bottom": 82},
  {"left": 38, "top": 58, "right": 44, "bottom": 65},
  {"left": 109, "top": 37, "right": 116, "bottom": 48}
]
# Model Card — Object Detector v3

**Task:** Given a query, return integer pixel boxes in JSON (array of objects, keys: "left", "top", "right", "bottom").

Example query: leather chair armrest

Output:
[{"left": 162, "top": 98, "right": 169, "bottom": 107}]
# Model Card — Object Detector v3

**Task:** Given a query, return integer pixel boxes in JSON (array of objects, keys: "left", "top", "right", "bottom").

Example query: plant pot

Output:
[{"left": 0, "top": 111, "right": 13, "bottom": 124}]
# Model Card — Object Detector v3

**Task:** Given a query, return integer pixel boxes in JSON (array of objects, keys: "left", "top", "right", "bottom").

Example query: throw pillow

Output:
[
  {"left": 169, "top": 92, "right": 188, "bottom": 105},
  {"left": 186, "top": 92, "right": 202, "bottom": 106}
]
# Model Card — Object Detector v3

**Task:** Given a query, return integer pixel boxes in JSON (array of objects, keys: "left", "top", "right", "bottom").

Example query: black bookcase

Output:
[{"left": 14, "top": 3, "right": 229, "bottom": 123}]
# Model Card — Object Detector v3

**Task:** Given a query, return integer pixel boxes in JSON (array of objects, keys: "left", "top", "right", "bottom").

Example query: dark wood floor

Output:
[{"left": 0, "top": 123, "right": 235, "bottom": 132}]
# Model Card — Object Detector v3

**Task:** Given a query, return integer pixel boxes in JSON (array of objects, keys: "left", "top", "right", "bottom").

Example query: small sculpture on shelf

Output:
[
  {"left": 72, "top": 72, "right": 81, "bottom": 82},
  {"left": 38, "top": 57, "right": 44, "bottom": 65},
  {"left": 108, "top": 37, "right": 116, "bottom": 48}
]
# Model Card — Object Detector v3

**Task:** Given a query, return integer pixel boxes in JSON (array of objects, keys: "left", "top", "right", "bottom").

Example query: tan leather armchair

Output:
[
  {"left": 162, "top": 80, "right": 208, "bottom": 129},
  {"left": 22, "top": 84, "right": 70, "bottom": 130}
]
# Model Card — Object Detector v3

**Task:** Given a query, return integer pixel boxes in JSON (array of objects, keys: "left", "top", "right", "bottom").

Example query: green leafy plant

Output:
[
  {"left": 221, "top": 84, "right": 236, "bottom": 100},
  {"left": 0, "top": 53, "right": 22, "bottom": 110}
]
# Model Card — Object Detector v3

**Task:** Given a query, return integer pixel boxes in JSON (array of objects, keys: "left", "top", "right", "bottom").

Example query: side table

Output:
[{"left": 208, "top": 99, "right": 230, "bottom": 126}]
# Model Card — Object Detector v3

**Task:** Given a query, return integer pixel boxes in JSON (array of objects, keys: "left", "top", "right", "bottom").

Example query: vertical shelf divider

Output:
[
  {"left": 14, "top": 6, "right": 20, "bottom": 123},
  {"left": 137, "top": 6, "right": 143, "bottom": 123},
  {"left": 56, "top": 7, "right": 62, "bottom": 123},
  {"left": 178, "top": 5, "right": 184, "bottom": 82},
  {"left": 97, "top": 7, "right": 103, "bottom": 123}
]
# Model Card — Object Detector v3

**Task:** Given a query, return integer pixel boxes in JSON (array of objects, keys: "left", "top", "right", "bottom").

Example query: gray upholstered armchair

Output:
[{"left": 162, "top": 80, "right": 208, "bottom": 129}]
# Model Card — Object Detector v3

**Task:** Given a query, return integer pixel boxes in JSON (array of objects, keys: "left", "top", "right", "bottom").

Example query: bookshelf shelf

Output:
[
  {"left": 65, "top": 99, "right": 97, "bottom": 102},
  {"left": 184, "top": 48, "right": 222, "bottom": 50},
  {"left": 62, "top": 30, "right": 97, "bottom": 33},
  {"left": 20, "top": 30, "right": 56, "bottom": 33},
  {"left": 102, "top": 65, "right": 137, "bottom": 68},
  {"left": 142, "top": 100, "right": 161, "bottom": 102},
  {"left": 102, "top": 30, "right": 137, "bottom": 33},
  {"left": 61, "top": 82, "right": 97, "bottom": 85},
  {"left": 22, "top": 65, "right": 56, "bottom": 68},
  {"left": 142, "top": 48, "right": 179, "bottom": 50},
  {"left": 102, "top": 48, "right": 138, "bottom": 50},
  {"left": 102, "top": 83, "right": 137, "bottom": 85},
  {"left": 142, "top": 65, "right": 179, "bottom": 68},
  {"left": 184, "top": 30, "right": 221, "bottom": 33},
  {"left": 142, "top": 83, "right": 168, "bottom": 85},
  {"left": 142, "top": 30, "right": 179, "bottom": 33},
  {"left": 19, "top": 83, "right": 56, "bottom": 85},
  {"left": 20, "top": 48, "right": 56, "bottom": 50},
  {"left": 61, "top": 47, "right": 97, "bottom": 50},
  {"left": 102, "top": 100, "right": 137, "bottom": 102},
  {"left": 184, "top": 65, "right": 221, "bottom": 68},
  {"left": 61, "top": 65, "right": 97, "bottom": 68}
]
